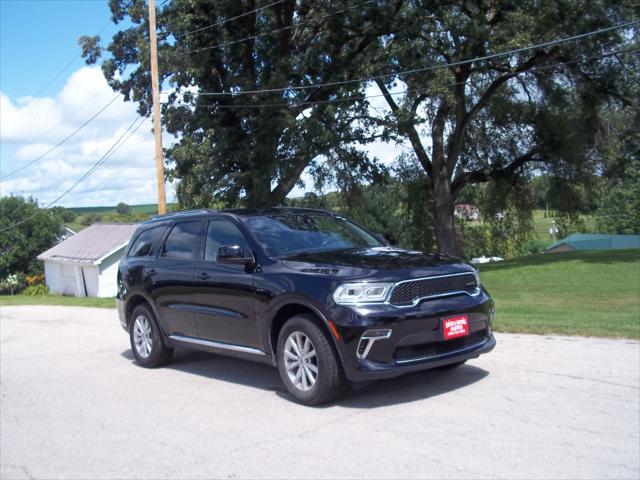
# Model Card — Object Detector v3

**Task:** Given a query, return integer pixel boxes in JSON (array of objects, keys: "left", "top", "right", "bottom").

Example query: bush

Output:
[
  {"left": 458, "top": 224, "right": 492, "bottom": 259},
  {"left": 520, "top": 239, "right": 548, "bottom": 255},
  {"left": 22, "top": 284, "right": 49, "bottom": 296},
  {"left": 26, "top": 273, "right": 45, "bottom": 286},
  {"left": 0, "top": 273, "right": 26, "bottom": 295}
]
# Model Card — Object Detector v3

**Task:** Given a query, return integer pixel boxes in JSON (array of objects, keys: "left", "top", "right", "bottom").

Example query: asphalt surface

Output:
[{"left": 1, "top": 305, "right": 639, "bottom": 480}]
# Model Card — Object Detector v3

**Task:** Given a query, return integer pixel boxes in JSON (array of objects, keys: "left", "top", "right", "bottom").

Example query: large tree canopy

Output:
[
  {"left": 83, "top": 0, "right": 638, "bottom": 254},
  {"left": 83, "top": 0, "right": 401, "bottom": 208},
  {"left": 367, "top": 0, "right": 637, "bottom": 253}
]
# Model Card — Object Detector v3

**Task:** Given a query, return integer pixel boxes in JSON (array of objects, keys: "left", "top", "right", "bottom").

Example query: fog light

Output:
[{"left": 356, "top": 329, "right": 392, "bottom": 360}]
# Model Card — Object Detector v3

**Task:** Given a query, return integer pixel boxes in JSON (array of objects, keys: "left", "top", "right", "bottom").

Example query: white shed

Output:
[{"left": 37, "top": 223, "right": 139, "bottom": 298}]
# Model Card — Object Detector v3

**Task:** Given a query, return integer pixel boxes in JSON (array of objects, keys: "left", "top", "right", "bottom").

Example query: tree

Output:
[
  {"left": 367, "top": 0, "right": 636, "bottom": 253},
  {"left": 81, "top": 0, "right": 397, "bottom": 208},
  {"left": 116, "top": 202, "right": 132, "bottom": 216},
  {"left": 593, "top": 104, "right": 640, "bottom": 233},
  {"left": 0, "top": 197, "right": 64, "bottom": 278}
]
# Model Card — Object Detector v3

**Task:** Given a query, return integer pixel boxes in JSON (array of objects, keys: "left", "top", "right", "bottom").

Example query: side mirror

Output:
[{"left": 217, "top": 245, "right": 254, "bottom": 266}]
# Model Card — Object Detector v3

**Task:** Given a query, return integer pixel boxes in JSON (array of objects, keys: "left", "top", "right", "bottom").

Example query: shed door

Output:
[{"left": 61, "top": 264, "right": 77, "bottom": 296}]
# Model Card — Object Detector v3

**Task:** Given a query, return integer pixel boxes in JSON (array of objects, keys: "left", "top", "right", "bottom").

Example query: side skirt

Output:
[{"left": 167, "top": 334, "right": 274, "bottom": 365}]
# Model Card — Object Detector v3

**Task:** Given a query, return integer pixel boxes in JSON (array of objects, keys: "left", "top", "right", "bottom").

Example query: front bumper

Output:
[{"left": 330, "top": 289, "right": 495, "bottom": 381}]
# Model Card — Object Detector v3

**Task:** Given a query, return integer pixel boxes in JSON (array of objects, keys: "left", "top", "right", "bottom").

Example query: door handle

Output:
[
  {"left": 147, "top": 269, "right": 158, "bottom": 276},
  {"left": 197, "top": 272, "right": 210, "bottom": 280}
]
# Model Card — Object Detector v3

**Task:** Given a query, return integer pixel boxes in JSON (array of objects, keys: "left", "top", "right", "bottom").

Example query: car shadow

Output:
[{"left": 120, "top": 348, "right": 489, "bottom": 408}]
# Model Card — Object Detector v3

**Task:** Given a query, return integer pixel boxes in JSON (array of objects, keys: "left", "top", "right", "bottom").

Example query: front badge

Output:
[{"left": 443, "top": 315, "right": 469, "bottom": 340}]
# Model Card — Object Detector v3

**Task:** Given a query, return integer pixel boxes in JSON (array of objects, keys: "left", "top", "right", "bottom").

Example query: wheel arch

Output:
[
  {"left": 123, "top": 292, "right": 169, "bottom": 343},
  {"left": 267, "top": 300, "right": 343, "bottom": 365}
]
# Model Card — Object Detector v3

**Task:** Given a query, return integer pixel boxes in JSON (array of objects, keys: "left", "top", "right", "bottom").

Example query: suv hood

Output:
[{"left": 281, "top": 247, "right": 471, "bottom": 279}]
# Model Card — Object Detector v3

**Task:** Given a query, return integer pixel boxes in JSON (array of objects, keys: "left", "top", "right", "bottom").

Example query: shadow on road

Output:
[{"left": 121, "top": 348, "right": 489, "bottom": 408}]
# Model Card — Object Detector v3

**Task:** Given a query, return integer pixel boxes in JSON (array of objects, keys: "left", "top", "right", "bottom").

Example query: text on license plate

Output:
[{"left": 443, "top": 315, "right": 469, "bottom": 340}]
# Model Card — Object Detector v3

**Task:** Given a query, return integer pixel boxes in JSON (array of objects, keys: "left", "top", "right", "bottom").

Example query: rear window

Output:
[
  {"left": 128, "top": 225, "right": 166, "bottom": 257},
  {"left": 160, "top": 221, "right": 202, "bottom": 260}
]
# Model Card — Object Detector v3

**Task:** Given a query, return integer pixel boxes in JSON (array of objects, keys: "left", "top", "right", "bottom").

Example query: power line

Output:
[
  {"left": 195, "top": 20, "right": 639, "bottom": 96},
  {"left": 1, "top": 85, "right": 112, "bottom": 164},
  {"left": 30, "top": 18, "right": 113, "bottom": 99},
  {"left": 186, "top": 0, "right": 377, "bottom": 54},
  {"left": 176, "top": 0, "right": 286, "bottom": 39},
  {"left": 0, "top": 93, "right": 122, "bottom": 180},
  {"left": 190, "top": 46, "right": 638, "bottom": 110},
  {"left": 0, "top": 116, "right": 146, "bottom": 234}
]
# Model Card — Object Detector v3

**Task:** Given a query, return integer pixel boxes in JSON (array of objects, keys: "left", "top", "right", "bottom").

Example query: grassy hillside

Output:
[{"left": 480, "top": 249, "right": 640, "bottom": 339}]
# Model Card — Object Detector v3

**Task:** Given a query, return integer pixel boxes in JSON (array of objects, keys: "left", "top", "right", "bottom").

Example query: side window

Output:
[
  {"left": 160, "top": 221, "right": 202, "bottom": 260},
  {"left": 205, "top": 219, "right": 249, "bottom": 262},
  {"left": 128, "top": 226, "right": 166, "bottom": 257}
]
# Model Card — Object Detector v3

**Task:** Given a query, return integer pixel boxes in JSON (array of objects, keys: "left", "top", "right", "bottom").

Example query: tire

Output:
[
  {"left": 438, "top": 360, "right": 466, "bottom": 370},
  {"left": 129, "top": 304, "right": 173, "bottom": 368},
  {"left": 277, "top": 314, "right": 347, "bottom": 405}
]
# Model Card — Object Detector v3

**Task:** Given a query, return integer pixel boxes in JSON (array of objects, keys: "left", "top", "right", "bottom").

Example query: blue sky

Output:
[
  {"left": 0, "top": 0, "right": 172, "bottom": 207},
  {"left": 1, "top": 0, "right": 114, "bottom": 98}
]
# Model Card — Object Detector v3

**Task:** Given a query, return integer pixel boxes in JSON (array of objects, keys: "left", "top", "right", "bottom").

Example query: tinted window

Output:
[
  {"left": 205, "top": 219, "right": 249, "bottom": 262},
  {"left": 160, "top": 221, "right": 202, "bottom": 260},
  {"left": 242, "top": 213, "right": 381, "bottom": 257},
  {"left": 128, "top": 226, "right": 166, "bottom": 257}
]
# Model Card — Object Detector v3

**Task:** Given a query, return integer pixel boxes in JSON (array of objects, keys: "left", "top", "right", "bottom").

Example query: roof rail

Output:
[{"left": 149, "top": 209, "right": 216, "bottom": 220}]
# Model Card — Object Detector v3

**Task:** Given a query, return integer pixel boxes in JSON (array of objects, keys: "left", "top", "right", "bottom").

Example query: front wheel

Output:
[
  {"left": 277, "top": 315, "right": 347, "bottom": 405},
  {"left": 129, "top": 304, "right": 173, "bottom": 367}
]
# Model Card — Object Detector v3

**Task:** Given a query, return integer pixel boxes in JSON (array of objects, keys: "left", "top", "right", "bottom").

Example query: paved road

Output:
[{"left": 1, "top": 305, "right": 638, "bottom": 479}]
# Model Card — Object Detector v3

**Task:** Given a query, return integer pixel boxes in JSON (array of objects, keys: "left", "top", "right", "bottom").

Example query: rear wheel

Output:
[
  {"left": 277, "top": 315, "right": 347, "bottom": 405},
  {"left": 129, "top": 304, "right": 173, "bottom": 367}
]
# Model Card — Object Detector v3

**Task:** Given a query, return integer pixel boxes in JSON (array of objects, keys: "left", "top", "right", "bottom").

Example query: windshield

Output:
[{"left": 242, "top": 212, "right": 382, "bottom": 258}]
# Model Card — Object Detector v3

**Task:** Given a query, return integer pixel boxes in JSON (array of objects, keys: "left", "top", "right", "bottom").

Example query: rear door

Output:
[
  {"left": 151, "top": 220, "right": 204, "bottom": 337},
  {"left": 193, "top": 218, "right": 258, "bottom": 348}
]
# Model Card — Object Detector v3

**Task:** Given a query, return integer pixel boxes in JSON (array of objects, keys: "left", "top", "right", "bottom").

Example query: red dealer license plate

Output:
[{"left": 443, "top": 315, "right": 469, "bottom": 340}]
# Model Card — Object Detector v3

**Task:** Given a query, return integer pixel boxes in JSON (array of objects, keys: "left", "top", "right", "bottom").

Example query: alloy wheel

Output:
[
  {"left": 284, "top": 331, "right": 318, "bottom": 391},
  {"left": 133, "top": 315, "right": 153, "bottom": 359}
]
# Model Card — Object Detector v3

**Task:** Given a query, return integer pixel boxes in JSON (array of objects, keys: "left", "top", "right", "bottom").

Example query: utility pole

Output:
[{"left": 148, "top": 0, "right": 167, "bottom": 214}]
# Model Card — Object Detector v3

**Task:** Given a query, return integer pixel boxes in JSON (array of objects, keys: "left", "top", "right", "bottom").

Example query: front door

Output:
[
  {"left": 193, "top": 218, "right": 258, "bottom": 348},
  {"left": 151, "top": 220, "right": 204, "bottom": 337}
]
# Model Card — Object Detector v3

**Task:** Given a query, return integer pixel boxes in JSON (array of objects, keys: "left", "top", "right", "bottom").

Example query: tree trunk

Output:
[{"left": 432, "top": 172, "right": 457, "bottom": 255}]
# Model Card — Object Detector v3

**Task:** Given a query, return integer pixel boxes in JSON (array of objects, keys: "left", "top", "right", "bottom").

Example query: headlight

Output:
[
  {"left": 333, "top": 282, "right": 393, "bottom": 305},
  {"left": 473, "top": 268, "right": 481, "bottom": 287}
]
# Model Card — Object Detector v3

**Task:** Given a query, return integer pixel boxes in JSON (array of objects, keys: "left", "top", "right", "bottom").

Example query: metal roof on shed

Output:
[
  {"left": 37, "top": 223, "right": 139, "bottom": 265},
  {"left": 545, "top": 233, "right": 640, "bottom": 253}
]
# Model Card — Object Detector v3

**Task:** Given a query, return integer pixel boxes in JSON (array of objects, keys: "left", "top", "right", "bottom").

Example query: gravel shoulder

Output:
[{"left": 1, "top": 305, "right": 639, "bottom": 479}]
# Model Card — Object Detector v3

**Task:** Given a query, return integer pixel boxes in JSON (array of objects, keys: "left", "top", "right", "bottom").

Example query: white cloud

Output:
[{"left": 0, "top": 66, "right": 176, "bottom": 207}]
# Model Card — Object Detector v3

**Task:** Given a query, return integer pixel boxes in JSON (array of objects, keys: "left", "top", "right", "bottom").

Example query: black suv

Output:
[{"left": 117, "top": 208, "right": 495, "bottom": 404}]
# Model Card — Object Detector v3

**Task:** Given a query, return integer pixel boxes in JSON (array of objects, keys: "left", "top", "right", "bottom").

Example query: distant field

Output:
[
  {"left": 69, "top": 204, "right": 176, "bottom": 215},
  {"left": 480, "top": 249, "right": 640, "bottom": 339}
]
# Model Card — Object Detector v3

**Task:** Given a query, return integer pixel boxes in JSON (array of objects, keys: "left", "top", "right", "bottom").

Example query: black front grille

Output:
[
  {"left": 389, "top": 273, "right": 477, "bottom": 306},
  {"left": 393, "top": 330, "right": 488, "bottom": 363}
]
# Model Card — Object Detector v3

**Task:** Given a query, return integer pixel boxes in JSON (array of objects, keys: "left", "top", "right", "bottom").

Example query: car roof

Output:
[{"left": 142, "top": 207, "right": 336, "bottom": 226}]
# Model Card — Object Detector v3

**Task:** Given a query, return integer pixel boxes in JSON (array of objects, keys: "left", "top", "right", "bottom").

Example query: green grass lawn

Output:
[
  {"left": 480, "top": 249, "right": 640, "bottom": 339},
  {"left": 0, "top": 294, "right": 115, "bottom": 308}
]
